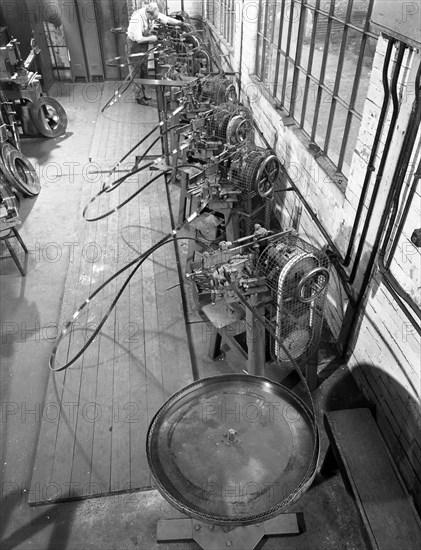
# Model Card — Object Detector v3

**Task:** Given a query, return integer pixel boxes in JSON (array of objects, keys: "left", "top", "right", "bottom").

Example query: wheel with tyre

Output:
[
  {"left": 29, "top": 97, "right": 68, "bottom": 138},
  {"left": 0, "top": 142, "right": 41, "bottom": 197}
]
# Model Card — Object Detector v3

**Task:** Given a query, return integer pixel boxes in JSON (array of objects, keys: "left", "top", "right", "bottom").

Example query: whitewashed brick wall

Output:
[{"left": 203, "top": 1, "right": 421, "bottom": 510}]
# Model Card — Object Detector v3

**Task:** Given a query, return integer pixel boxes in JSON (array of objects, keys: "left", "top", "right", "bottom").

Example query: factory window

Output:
[
  {"left": 256, "top": 0, "right": 377, "bottom": 178},
  {"left": 206, "top": 0, "right": 236, "bottom": 46}
]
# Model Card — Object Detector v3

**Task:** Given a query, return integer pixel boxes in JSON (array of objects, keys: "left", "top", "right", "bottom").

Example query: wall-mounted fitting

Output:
[{"left": 410, "top": 228, "right": 421, "bottom": 247}]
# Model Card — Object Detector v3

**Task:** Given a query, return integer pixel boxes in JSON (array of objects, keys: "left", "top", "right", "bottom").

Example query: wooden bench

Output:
[{"left": 322, "top": 408, "right": 421, "bottom": 550}]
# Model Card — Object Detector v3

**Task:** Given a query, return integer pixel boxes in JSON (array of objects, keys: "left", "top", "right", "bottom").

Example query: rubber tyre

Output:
[{"left": 29, "top": 97, "right": 68, "bottom": 138}]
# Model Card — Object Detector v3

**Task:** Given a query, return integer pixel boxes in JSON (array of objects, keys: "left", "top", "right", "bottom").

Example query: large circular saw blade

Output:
[{"left": 147, "top": 374, "right": 318, "bottom": 525}]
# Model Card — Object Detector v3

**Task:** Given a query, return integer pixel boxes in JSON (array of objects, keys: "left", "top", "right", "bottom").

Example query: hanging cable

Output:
[
  {"left": 101, "top": 44, "right": 164, "bottom": 113},
  {"left": 83, "top": 168, "right": 171, "bottom": 222},
  {"left": 49, "top": 201, "right": 211, "bottom": 372},
  {"left": 103, "top": 122, "right": 189, "bottom": 194},
  {"left": 84, "top": 133, "right": 251, "bottom": 222},
  {"left": 97, "top": 103, "right": 187, "bottom": 194}
]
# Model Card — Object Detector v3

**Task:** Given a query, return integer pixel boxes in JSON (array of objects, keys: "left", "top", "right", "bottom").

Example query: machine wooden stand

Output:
[
  {"left": 203, "top": 290, "right": 319, "bottom": 390},
  {"left": 204, "top": 293, "right": 267, "bottom": 377}
]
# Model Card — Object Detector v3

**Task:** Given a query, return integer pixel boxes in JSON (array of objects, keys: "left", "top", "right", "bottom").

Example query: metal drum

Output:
[{"left": 147, "top": 374, "right": 319, "bottom": 526}]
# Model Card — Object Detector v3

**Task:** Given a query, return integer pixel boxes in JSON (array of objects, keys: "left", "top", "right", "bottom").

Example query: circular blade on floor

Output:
[{"left": 147, "top": 374, "right": 318, "bottom": 526}]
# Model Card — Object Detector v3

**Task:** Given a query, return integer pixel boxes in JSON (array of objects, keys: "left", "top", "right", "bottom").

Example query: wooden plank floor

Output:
[
  {"left": 29, "top": 93, "right": 193, "bottom": 504},
  {"left": 88, "top": 81, "right": 161, "bottom": 163}
]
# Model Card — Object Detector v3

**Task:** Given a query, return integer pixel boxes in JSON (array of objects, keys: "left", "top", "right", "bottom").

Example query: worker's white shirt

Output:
[{"left": 127, "top": 8, "right": 170, "bottom": 42}]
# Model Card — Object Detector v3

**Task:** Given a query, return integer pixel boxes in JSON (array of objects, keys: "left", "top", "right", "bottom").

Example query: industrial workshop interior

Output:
[{"left": 0, "top": 0, "right": 420, "bottom": 548}]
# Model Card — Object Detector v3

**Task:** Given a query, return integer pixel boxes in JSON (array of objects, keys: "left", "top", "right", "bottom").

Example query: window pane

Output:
[
  {"left": 322, "top": 23, "right": 344, "bottom": 92},
  {"left": 283, "top": 62, "right": 296, "bottom": 113},
  {"left": 354, "top": 35, "right": 377, "bottom": 114},
  {"left": 351, "top": 0, "right": 371, "bottom": 27},
  {"left": 293, "top": 69, "right": 307, "bottom": 121},
  {"left": 275, "top": 54, "right": 286, "bottom": 102},
  {"left": 256, "top": 35, "right": 264, "bottom": 79},
  {"left": 272, "top": 1, "right": 283, "bottom": 46},
  {"left": 338, "top": 30, "right": 363, "bottom": 106},
  {"left": 266, "top": 0, "right": 278, "bottom": 43},
  {"left": 281, "top": 1, "right": 294, "bottom": 52},
  {"left": 310, "top": 15, "right": 329, "bottom": 80},
  {"left": 342, "top": 115, "right": 362, "bottom": 178},
  {"left": 300, "top": 7, "right": 314, "bottom": 69},
  {"left": 328, "top": 102, "right": 348, "bottom": 167},
  {"left": 253, "top": 0, "right": 376, "bottom": 179},
  {"left": 263, "top": 43, "right": 277, "bottom": 86},
  {"left": 288, "top": 1, "right": 302, "bottom": 61},
  {"left": 303, "top": 79, "right": 318, "bottom": 136},
  {"left": 333, "top": 0, "right": 347, "bottom": 19},
  {"left": 314, "top": 89, "right": 332, "bottom": 148},
  {"left": 207, "top": 0, "right": 214, "bottom": 21},
  {"left": 258, "top": 0, "right": 267, "bottom": 34}
]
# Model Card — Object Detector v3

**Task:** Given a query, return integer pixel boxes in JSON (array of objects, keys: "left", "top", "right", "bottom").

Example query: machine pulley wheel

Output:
[
  {"left": 226, "top": 115, "right": 250, "bottom": 144},
  {"left": 255, "top": 154, "right": 280, "bottom": 197},
  {"left": 0, "top": 142, "right": 41, "bottom": 197},
  {"left": 297, "top": 266, "right": 330, "bottom": 303},
  {"left": 29, "top": 97, "right": 68, "bottom": 138}
]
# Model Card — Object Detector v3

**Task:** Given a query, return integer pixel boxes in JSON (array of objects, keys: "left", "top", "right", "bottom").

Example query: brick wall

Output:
[{"left": 203, "top": 0, "right": 421, "bottom": 511}]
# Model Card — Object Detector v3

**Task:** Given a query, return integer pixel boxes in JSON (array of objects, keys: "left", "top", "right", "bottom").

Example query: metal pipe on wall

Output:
[
  {"left": 345, "top": 42, "right": 406, "bottom": 284},
  {"left": 341, "top": 39, "right": 394, "bottom": 268},
  {"left": 383, "top": 158, "right": 421, "bottom": 271},
  {"left": 340, "top": 58, "right": 421, "bottom": 344},
  {"left": 255, "top": 38, "right": 400, "bottom": 295}
]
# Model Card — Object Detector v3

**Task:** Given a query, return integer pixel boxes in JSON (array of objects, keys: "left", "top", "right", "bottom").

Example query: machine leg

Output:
[
  {"left": 178, "top": 171, "right": 190, "bottom": 225},
  {"left": 208, "top": 330, "right": 222, "bottom": 360},
  {"left": 320, "top": 444, "right": 338, "bottom": 477},
  {"left": 246, "top": 295, "right": 266, "bottom": 377}
]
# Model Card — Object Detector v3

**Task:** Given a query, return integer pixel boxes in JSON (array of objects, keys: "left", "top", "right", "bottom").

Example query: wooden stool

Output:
[{"left": 0, "top": 226, "right": 28, "bottom": 276}]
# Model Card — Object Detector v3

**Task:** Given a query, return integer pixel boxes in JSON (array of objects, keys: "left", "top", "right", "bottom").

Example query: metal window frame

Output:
[
  {"left": 255, "top": 0, "right": 377, "bottom": 177},
  {"left": 210, "top": 0, "right": 235, "bottom": 46}
]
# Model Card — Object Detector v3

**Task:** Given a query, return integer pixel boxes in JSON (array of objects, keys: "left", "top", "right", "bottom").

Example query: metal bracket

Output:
[{"left": 157, "top": 514, "right": 301, "bottom": 550}]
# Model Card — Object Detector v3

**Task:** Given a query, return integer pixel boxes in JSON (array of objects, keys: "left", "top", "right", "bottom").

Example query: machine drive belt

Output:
[{"left": 224, "top": 279, "right": 320, "bottom": 511}]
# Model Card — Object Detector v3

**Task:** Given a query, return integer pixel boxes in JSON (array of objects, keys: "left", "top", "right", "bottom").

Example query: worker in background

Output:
[{"left": 126, "top": 2, "right": 183, "bottom": 105}]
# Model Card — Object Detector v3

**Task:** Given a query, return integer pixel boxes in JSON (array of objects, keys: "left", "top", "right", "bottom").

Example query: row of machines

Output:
[
  {"left": 138, "top": 49, "right": 329, "bottom": 542},
  {"left": 150, "top": 68, "right": 331, "bottom": 380},
  {"left": 44, "top": 16, "right": 331, "bottom": 547}
]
